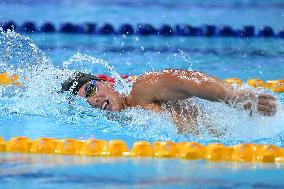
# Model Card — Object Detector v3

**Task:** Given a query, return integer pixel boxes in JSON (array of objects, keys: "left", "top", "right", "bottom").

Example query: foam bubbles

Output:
[{"left": 195, "top": 97, "right": 284, "bottom": 142}]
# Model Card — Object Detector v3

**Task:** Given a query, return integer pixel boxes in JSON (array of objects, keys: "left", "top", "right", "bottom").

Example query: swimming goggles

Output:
[{"left": 85, "top": 80, "right": 98, "bottom": 98}]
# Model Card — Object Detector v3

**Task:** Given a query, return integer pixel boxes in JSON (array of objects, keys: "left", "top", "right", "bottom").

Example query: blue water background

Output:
[
  {"left": 1, "top": 0, "right": 284, "bottom": 30},
  {"left": 1, "top": 0, "right": 284, "bottom": 188}
]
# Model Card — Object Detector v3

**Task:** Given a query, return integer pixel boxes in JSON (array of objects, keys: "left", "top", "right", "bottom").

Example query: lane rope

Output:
[
  {"left": 1, "top": 21, "right": 283, "bottom": 38},
  {"left": 0, "top": 72, "right": 283, "bottom": 92},
  {"left": 1, "top": 136, "right": 284, "bottom": 163}
]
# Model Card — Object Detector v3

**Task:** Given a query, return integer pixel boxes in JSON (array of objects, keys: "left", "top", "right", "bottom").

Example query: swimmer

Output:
[{"left": 61, "top": 69, "right": 277, "bottom": 134}]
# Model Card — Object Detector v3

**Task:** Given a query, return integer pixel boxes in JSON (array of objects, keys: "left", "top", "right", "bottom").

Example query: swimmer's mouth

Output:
[{"left": 102, "top": 100, "right": 110, "bottom": 110}]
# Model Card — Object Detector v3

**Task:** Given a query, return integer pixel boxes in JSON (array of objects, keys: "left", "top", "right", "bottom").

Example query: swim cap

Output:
[{"left": 61, "top": 72, "right": 103, "bottom": 95}]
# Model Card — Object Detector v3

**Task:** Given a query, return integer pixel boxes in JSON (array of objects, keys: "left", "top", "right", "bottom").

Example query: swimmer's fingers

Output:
[
  {"left": 257, "top": 95, "right": 277, "bottom": 116},
  {"left": 258, "top": 98, "right": 277, "bottom": 106},
  {"left": 257, "top": 104, "right": 276, "bottom": 116},
  {"left": 258, "top": 98, "right": 277, "bottom": 110},
  {"left": 258, "top": 94, "right": 276, "bottom": 101},
  {"left": 257, "top": 104, "right": 274, "bottom": 112},
  {"left": 258, "top": 110, "right": 273, "bottom": 116}
]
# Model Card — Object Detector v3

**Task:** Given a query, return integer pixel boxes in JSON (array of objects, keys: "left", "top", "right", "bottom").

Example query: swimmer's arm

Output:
[
  {"left": 131, "top": 69, "right": 276, "bottom": 115},
  {"left": 131, "top": 69, "right": 235, "bottom": 103}
]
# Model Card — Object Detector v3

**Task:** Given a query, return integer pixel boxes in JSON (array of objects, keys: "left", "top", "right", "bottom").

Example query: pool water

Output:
[
  {"left": 1, "top": 0, "right": 284, "bottom": 188},
  {"left": 1, "top": 0, "right": 284, "bottom": 30},
  {"left": 1, "top": 154, "right": 284, "bottom": 189}
]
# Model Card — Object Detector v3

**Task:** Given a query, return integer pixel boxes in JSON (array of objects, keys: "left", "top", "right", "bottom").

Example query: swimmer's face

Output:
[{"left": 77, "top": 81, "right": 125, "bottom": 111}]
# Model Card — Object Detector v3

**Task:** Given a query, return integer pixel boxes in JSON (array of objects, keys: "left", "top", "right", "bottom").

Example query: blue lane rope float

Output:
[
  {"left": 137, "top": 24, "right": 157, "bottom": 35},
  {"left": 158, "top": 24, "right": 174, "bottom": 36},
  {"left": 21, "top": 21, "right": 37, "bottom": 33},
  {"left": 119, "top": 24, "right": 135, "bottom": 35},
  {"left": 202, "top": 25, "right": 217, "bottom": 37},
  {"left": 1, "top": 20, "right": 284, "bottom": 38},
  {"left": 39, "top": 22, "right": 56, "bottom": 33},
  {"left": 98, "top": 23, "right": 115, "bottom": 35}
]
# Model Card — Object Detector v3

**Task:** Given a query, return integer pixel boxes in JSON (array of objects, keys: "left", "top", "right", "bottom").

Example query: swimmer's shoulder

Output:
[{"left": 129, "top": 71, "right": 166, "bottom": 106}]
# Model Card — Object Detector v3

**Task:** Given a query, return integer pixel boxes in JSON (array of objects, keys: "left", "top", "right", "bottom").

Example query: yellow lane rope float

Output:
[
  {"left": 0, "top": 72, "right": 22, "bottom": 86},
  {"left": 224, "top": 78, "right": 284, "bottom": 92},
  {"left": 1, "top": 136, "right": 284, "bottom": 163},
  {"left": 0, "top": 72, "right": 283, "bottom": 92}
]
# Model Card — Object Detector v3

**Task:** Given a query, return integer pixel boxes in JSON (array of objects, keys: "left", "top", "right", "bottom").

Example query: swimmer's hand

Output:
[
  {"left": 234, "top": 91, "right": 277, "bottom": 116},
  {"left": 255, "top": 94, "right": 277, "bottom": 116}
]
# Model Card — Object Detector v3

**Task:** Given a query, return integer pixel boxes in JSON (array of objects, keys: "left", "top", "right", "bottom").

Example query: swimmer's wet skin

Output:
[{"left": 61, "top": 69, "right": 277, "bottom": 133}]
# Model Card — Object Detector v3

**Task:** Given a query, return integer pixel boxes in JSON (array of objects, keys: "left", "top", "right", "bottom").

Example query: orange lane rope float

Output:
[
  {"left": 0, "top": 72, "right": 283, "bottom": 92},
  {"left": 1, "top": 136, "right": 284, "bottom": 163},
  {"left": 0, "top": 72, "right": 22, "bottom": 86},
  {"left": 224, "top": 78, "right": 284, "bottom": 92}
]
